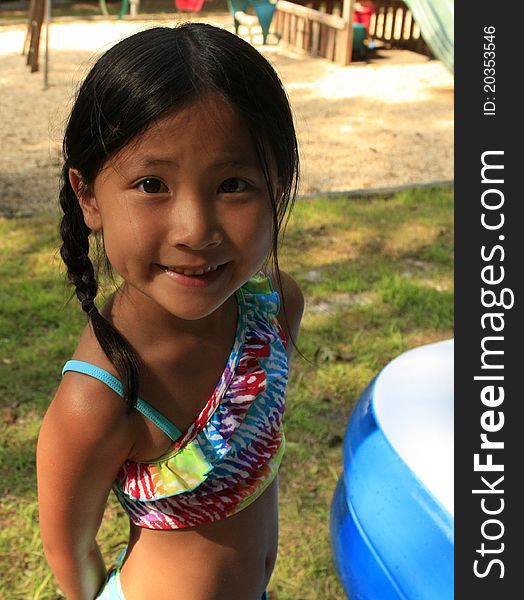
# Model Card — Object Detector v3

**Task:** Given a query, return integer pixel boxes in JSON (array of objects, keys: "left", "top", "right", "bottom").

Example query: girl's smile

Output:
[
  {"left": 75, "top": 93, "right": 276, "bottom": 325},
  {"left": 156, "top": 261, "right": 229, "bottom": 288}
]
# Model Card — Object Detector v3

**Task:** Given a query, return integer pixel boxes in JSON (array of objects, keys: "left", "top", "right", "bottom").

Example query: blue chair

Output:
[{"left": 251, "top": 0, "right": 277, "bottom": 44}]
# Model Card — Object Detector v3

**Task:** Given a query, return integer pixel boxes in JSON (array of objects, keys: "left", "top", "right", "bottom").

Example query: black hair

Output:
[{"left": 59, "top": 23, "right": 300, "bottom": 408}]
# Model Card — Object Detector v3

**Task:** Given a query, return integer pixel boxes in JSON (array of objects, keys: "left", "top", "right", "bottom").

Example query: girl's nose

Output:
[{"left": 168, "top": 192, "right": 222, "bottom": 250}]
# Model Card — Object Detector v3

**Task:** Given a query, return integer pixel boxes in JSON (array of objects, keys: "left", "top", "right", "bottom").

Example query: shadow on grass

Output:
[
  {"left": 0, "top": 188, "right": 453, "bottom": 599},
  {"left": 0, "top": 430, "right": 38, "bottom": 499}
]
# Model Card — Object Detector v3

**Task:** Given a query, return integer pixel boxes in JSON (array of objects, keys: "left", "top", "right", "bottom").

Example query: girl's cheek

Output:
[
  {"left": 250, "top": 224, "right": 273, "bottom": 267},
  {"left": 101, "top": 219, "right": 146, "bottom": 274},
  {"left": 101, "top": 238, "right": 127, "bottom": 277},
  {"left": 255, "top": 209, "right": 273, "bottom": 245}
]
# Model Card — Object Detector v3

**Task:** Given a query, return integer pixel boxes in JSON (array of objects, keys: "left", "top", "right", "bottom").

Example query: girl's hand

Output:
[{"left": 37, "top": 370, "right": 135, "bottom": 600}]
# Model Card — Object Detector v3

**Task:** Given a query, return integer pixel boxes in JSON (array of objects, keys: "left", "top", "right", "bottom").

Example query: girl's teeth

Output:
[{"left": 168, "top": 265, "right": 219, "bottom": 276}]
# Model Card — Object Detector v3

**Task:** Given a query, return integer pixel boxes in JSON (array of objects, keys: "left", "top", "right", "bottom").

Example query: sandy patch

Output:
[{"left": 0, "top": 16, "right": 453, "bottom": 216}]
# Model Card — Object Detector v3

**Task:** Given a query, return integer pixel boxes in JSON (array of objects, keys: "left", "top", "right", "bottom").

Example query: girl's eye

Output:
[
  {"left": 138, "top": 178, "right": 168, "bottom": 194},
  {"left": 219, "top": 178, "right": 247, "bottom": 193}
]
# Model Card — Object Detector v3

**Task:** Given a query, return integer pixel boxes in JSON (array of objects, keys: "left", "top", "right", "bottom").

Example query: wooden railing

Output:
[
  {"left": 273, "top": 0, "right": 355, "bottom": 64},
  {"left": 368, "top": 0, "right": 431, "bottom": 56},
  {"left": 273, "top": 0, "right": 433, "bottom": 62}
]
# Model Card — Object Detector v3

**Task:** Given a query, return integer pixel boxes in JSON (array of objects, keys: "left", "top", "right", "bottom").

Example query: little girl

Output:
[{"left": 36, "top": 23, "right": 304, "bottom": 600}]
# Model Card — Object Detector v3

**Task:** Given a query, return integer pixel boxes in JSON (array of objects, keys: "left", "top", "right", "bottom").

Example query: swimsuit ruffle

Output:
[{"left": 114, "top": 273, "right": 288, "bottom": 506}]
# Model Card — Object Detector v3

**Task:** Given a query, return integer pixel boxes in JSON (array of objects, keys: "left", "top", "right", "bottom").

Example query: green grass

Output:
[{"left": 0, "top": 186, "right": 454, "bottom": 599}]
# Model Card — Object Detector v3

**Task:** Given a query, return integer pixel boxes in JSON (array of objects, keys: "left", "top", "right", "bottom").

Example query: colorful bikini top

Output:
[{"left": 62, "top": 274, "right": 288, "bottom": 530}]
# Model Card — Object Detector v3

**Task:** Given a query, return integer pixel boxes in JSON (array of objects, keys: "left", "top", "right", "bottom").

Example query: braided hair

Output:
[
  {"left": 59, "top": 163, "right": 141, "bottom": 407},
  {"left": 59, "top": 23, "right": 300, "bottom": 408}
]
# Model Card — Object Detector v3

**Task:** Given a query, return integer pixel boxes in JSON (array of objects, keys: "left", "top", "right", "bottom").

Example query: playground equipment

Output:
[
  {"left": 226, "top": 0, "right": 278, "bottom": 44},
  {"left": 351, "top": 22, "right": 367, "bottom": 58},
  {"left": 403, "top": 0, "right": 453, "bottom": 72},
  {"left": 272, "top": 0, "right": 379, "bottom": 64},
  {"left": 105, "top": 0, "right": 208, "bottom": 18},
  {"left": 176, "top": 0, "right": 206, "bottom": 10},
  {"left": 331, "top": 339, "right": 454, "bottom": 599},
  {"left": 353, "top": 0, "right": 375, "bottom": 31},
  {"left": 353, "top": 1, "right": 376, "bottom": 52},
  {"left": 272, "top": 0, "right": 452, "bottom": 67}
]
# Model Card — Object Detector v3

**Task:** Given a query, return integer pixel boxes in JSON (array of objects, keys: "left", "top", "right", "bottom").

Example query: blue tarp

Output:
[{"left": 404, "top": 0, "right": 454, "bottom": 72}]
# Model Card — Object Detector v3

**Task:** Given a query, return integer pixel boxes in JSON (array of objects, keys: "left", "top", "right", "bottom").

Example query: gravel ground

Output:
[{"left": 0, "top": 15, "right": 454, "bottom": 216}]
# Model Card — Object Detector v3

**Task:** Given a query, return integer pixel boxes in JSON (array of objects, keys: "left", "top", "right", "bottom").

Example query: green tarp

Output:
[{"left": 404, "top": 0, "right": 454, "bottom": 72}]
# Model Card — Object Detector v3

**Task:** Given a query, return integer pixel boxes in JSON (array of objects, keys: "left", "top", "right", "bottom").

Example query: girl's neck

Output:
[{"left": 100, "top": 284, "right": 238, "bottom": 349}]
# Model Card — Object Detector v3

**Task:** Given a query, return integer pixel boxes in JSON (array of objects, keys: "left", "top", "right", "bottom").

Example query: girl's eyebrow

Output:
[
  {"left": 133, "top": 155, "right": 257, "bottom": 170},
  {"left": 211, "top": 158, "right": 257, "bottom": 169},
  {"left": 134, "top": 157, "right": 177, "bottom": 168}
]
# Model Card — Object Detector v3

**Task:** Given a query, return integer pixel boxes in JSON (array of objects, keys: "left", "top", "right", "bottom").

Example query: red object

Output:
[
  {"left": 175, "top": 0, "right": 205, "bottom": 11},
  {"left": 353, "top": 1, "right": 375, "bottom": 32}
]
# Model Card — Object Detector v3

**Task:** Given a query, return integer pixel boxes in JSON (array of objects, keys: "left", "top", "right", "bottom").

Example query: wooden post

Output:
[
  {"left": 303, "top": 16, "right": 311, "bottom": 51},
  {"left": 296, "top": 15, "right": 304, "bottom": 49},
  {"left": 311, "top": 20, "right": 320, "bottom": 55},
  {"left": 335, "top": 0, "right": 354, "bottom": 65},
  {"left": 399, "top": 3, "right": 407, "bottom": 40},
  {"left": 326, "top": 25, "right": 336, "bottom": 60},
  {"left": 23, "top": 0, "right": 37, "bottom": 56},
  {"left": 283, "top": 12, "right": 290, "bottom": 43},
  {"left": 44, "top": 0, "right": 51, "bottom": 87},
  {"left": 319, "top": 23, "right": 327, "bottom": 57},
  {"left": 27, "top": 0, "right": 45, "bottom": 72},
  {"left": 274, "top": 10, "right": 282, "bottom": 36}
]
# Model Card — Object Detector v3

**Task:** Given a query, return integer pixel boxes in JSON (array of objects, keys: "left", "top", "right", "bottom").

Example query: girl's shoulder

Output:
[
  {"left": 260, "top": 269, "right": 304, "bottom": 357},
  {"left": 48, "top": 322, "right": 137, "bottom": 456},
  {"left": 269, "top": 269, "right": 304, "bottom": 314}
]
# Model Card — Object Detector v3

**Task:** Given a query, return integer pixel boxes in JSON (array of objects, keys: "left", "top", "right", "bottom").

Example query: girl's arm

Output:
[{"left": 37, "top": 373, "right": 135, "bottom": 600}]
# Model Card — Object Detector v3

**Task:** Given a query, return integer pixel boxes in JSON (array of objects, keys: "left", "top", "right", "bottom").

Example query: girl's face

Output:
[{"left": 73, "top": 94, "right": 275, "bottom": 322}]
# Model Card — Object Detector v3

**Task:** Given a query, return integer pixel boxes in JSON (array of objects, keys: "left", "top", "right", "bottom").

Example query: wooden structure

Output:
[
  {"left": 368, "top": 0, "right": 431, "bottom": 56},
  {"left": 273, "top": 0, "right": 356, "bottom": 65},
  {"left": 273, "top": 0, "right": 432, "bottom": 65},
  {"left": 23, "top": 0, "right": 53, "bottom": 86},
  {"left": 24, "top": 0, "right": 46, "bottom": 72}
]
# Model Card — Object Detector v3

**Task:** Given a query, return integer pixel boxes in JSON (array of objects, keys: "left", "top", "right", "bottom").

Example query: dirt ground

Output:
[{"left": 0, "top": 15, "right": 454, "bottom": 217}]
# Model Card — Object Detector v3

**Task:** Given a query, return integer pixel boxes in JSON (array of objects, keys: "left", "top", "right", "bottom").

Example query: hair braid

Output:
[
  {"left": 59, "top": 166, "right": 140, "bottom": 408},
  {"left": 59, "top": 168, "right": 97, "bottom": 312}
]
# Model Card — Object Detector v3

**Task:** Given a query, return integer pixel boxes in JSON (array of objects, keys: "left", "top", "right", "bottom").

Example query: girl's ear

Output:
[{"left": 69, "top": 169, "right": 102, "bottom": 231}]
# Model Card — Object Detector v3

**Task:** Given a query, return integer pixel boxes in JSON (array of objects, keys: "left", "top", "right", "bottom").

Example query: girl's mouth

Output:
[
  {"left": 157, "top": 262, "right": 228, "bottom": 287},
  {"left": 167, "top": 265, "right": 219, "bottom": 276}
]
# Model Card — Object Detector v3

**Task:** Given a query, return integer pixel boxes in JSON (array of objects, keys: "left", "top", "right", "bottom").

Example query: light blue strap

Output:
[{"left": 62, "top": 360, "right": 182, "bottom": 442}]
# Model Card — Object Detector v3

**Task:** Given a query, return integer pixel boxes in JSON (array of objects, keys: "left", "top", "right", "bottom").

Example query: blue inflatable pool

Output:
[{"left": 330, "top": 339, "right": 454, "bottom": 600}]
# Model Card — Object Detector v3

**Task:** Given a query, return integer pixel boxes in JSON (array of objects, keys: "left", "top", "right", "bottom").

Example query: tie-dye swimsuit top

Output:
[{"left": 62, "top": 274, "right": 288, "bottom": 530}]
